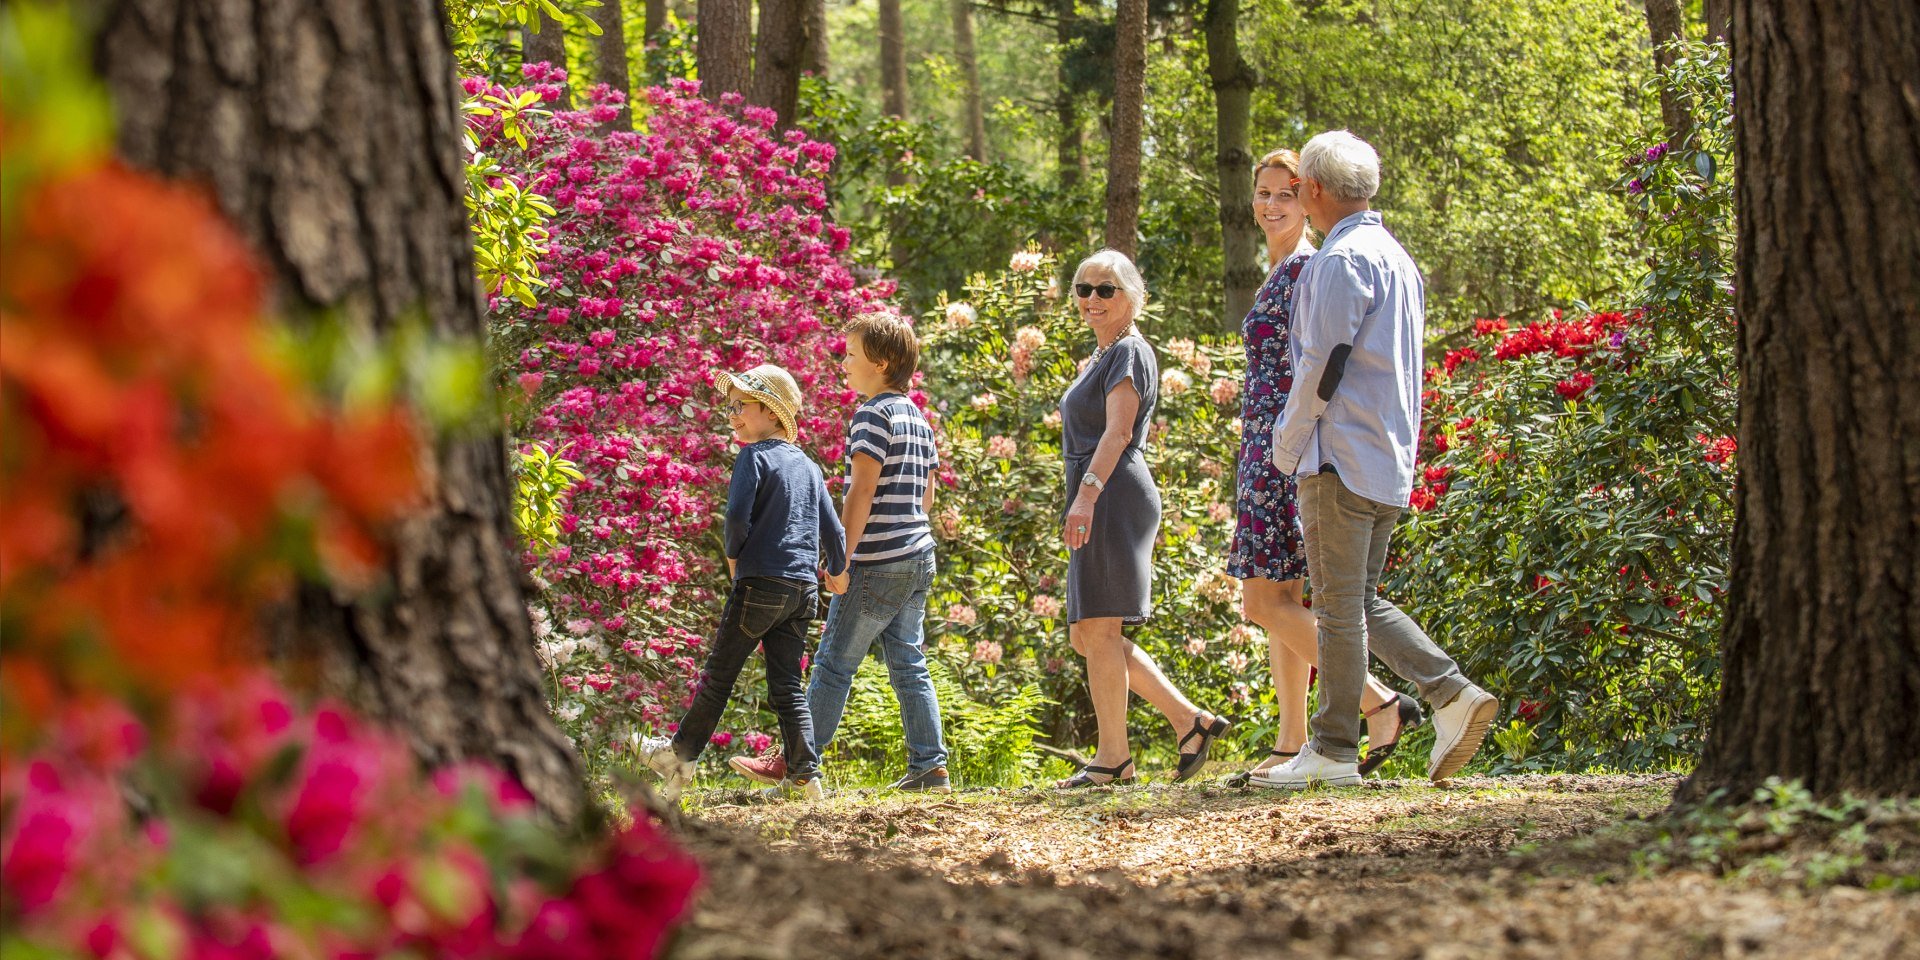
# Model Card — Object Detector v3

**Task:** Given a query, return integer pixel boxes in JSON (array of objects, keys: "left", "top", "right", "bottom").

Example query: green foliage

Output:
[
  {"left": 1639, "top": 779, "right": 1920, "bottom": 891},
  {"left": 447, "top": 0, "right": 602, "bottom": 76},
  {"left": 464, "top": 90, "right": 556, "bottom": 306},
  {"left": 514, "top": 444, "right": 584, "bottom": 555},
  {"left": 1383, "top": 39, "right": 1736, "bottom": 772},
  {"left": 827, "top": 660, "right": 1050, "bottom": 788},
  {"left": 0, "top": 1, "right": 115, "bottom": 224}
]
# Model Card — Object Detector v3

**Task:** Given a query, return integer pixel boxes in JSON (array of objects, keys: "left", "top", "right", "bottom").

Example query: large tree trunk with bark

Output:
[
  {"left": 1702, "top": 0, "right": 1731, "bottom": 40},
  {"left": 953, "top": 0, "right": 987, "bottom": 160},
  {"left": 646, "top": 0, "right": 670, "bottom": 43},
  {"left": 1055, "top": 2, "right": 1085, "bottom": 189},
  {"left": 1103, "top": 0, "right": 1147, "bottom": 256},
  {"left": 1205, "top": 0, "right": 1259, "bottom": 331},
  {"left": 878, "top": 0, "right": 910, "bottom": 121},
  {"left": 592, "top": 0, "right": 631, "bottom": 126},
  {"left": 697, "top": 0, "right": 753, "bottom": 101},
  {"left": 801, "top": 0, "right": 828, "bottom": 76},
  {"left": 93, "top": 0, "right": 587, "bottom": 824},
  {"left": 1643, "top": 0, "right": 1690, "bottom": 142},
  {"left": 750, "top": 0, "right": 806, "bottom": 124},
  {"left": 1685, "top": 0, "right": 1920, "bottom": 800}
]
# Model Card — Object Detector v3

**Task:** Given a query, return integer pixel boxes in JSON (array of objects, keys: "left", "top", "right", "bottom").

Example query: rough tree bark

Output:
[
  {"left": 1685, "top": 0, "right": 1920, "bottom": 799},
  {"left": 953, "top": 0, "right": 987, "bottom": 160},
  {"left": 592, "top": 0, "right": 631, "bottom": 126},
  {"left": 750, "top": 0, "right": 806, "bottom": 124},
  {"left": 801, "top": 0, "right": 828, "bottom": 76},
  {"left": 1205, "top": 0, "right": 1260, "bottom": 331},
  {"left": 878, "top": 0, "right": 910, "bottom": 122},
  {"left": 1702, "top": 0, "right": 1731, "bottom": 40},
  {"left": 1103, "top": 0, "right": 1147, "bottom": 256},
  {"left": 93, "top": 0, "right": 586, "bottom": 824},
  {"left": 697, "top": 0, "right": 753, "bottom": 101},
  {"left": 646, "top": 0, "right": 669, "bottom": 42},
  {"left": 1643, "top": 0, "right": 1690, "bottom": 141},
  {"left": 524, "top": 7, "right": 572, "bottom": 108},
  {"left": 1055, "top": 1, "right": 1085, "bottom": 189}
]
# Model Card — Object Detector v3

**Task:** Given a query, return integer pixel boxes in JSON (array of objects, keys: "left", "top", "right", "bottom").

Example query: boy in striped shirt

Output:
[{"left": 731, "top": 312, "right": 952, "bottom": 792}]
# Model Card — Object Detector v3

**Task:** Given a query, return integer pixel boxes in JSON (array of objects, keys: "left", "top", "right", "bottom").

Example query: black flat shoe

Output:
[
  {"left": 1056, "top": 757, "right": 1135, "bottom": 789},
  {"left": 1223, "top": 749, "right": 1296, "bottom": 788},
  {"left": 1358, "top": 693, "right": 1425, "bottom": 775},
  {"left": 1174, "top": 713, "right": 1231, "bottom": 782}
]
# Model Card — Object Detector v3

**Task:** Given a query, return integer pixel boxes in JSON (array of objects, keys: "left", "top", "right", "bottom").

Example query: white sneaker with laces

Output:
[
  {"left": 1248, "top": 747, "right": 1361, "bottom": 790},
  {"left": 1427, "top": 684, "right": 1499, "bottom": 781},
  {"left": 760, "top": 774, "right": 827, "bottom": 801},
  {"left": 638, "top": 735, "right": 694, "bottom": 796}
]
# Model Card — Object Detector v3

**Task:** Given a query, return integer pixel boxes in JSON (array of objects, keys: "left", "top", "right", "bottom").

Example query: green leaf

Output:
[{"left": 1694, "top": 151, "right": 1716, "bottom": 183}]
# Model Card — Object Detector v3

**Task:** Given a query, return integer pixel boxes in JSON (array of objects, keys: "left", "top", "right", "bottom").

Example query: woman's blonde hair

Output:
[{"left": 1254, "top": 147, "right": 1302, "bottom": 181}]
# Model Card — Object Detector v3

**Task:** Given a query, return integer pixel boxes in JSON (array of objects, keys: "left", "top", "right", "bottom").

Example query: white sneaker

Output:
[
  {"left": 760, "top": 773, "right": 828, "bottom": 801},
  {"left": 638, "top": 735, "right": 695, "bottom": 796},
  {"left": 1427, "top": 684, "right": 1499, "bottom": 781},
  {"left": 1248, "top": 747, "right": 1361, "bottom": 790}
]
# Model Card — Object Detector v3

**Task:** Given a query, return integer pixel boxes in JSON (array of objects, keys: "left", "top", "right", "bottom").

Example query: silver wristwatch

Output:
[{"left": 1080, "top": 471, "right": 1105, "bottom": 492}]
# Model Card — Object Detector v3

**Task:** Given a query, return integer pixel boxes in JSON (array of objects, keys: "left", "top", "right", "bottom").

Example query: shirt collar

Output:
[{"left": 1322, "top": 209, "right": 1382, "bottom": 245}]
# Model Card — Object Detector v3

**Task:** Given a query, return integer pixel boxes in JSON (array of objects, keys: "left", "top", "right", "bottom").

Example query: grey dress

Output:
[{"left": 1060, "top": 335, "right": 1161, "bottom": 624}]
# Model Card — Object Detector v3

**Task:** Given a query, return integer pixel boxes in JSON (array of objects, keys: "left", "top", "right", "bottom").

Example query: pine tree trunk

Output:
[
  {"left": 1055, "top": 3, "right": 1085, "bottom": 189},
  {"left": 750, "top": 0, "right": 806, "bottom": 124},
  {"left": 646, "top": 0, "right": 670, "bottom": 43},
  {"left": 1684, "top": 0, "right": 1920, "bottom": 800},
  {"left": 1702, "top": 0, "right": 1731, "bottom": 40},
  {"left": 697, "top": 0, "right": 753, "bottom": 101},
  {"left": 94, "top": 0, "right": 586, "bottom": 824},
  {"left": 524, "top": 8, "right": 572, "bottom": 108},
  {"left": 1205, "top": 0, "right": 1259, "bottom": 332},
  {"left": 1103, "top": 0, "right": 1147, "bottom": 257},
  {"left": 878, "top": 0, "right": 910, "bottom": 122},
  {"left": 1644, "top": 0, "right": 1690, "bottom": 142},
  {"left": 802, "top": 0, "right": 829, "bottom": 76},
  {"left": 593, "top": 0, "right": 631, "bottom": 126},
  {"left": 953, "top": 0, "right": 987, "bottom": 160}
]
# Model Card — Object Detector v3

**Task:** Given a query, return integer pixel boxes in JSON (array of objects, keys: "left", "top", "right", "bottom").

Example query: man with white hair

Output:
[{"left": 1254, "top": 130, "right": 1500, "bottom": 789}]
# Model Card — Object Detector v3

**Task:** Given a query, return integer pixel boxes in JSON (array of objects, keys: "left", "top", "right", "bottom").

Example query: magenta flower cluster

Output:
[{"left": 467, "top": 67, "right": 898, "bottom": 748}]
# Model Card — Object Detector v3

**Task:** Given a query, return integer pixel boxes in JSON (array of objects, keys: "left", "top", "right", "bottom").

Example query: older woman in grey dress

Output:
[{"left": 1056, "top": 249, "right": 1229, "bottom": 788}]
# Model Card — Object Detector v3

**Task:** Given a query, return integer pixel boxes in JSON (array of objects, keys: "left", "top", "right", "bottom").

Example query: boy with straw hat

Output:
[{"left": 639, "top": 363, "right": 847, "bottom": 800}]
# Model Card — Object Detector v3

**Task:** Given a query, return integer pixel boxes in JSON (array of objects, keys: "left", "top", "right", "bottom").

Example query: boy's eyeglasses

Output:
[
  {"left": 725, "top": 398, "right": 761, "bottom": 415},
  {"left": 1074, "top": 283, "right": 1121, "bottom": 300}
]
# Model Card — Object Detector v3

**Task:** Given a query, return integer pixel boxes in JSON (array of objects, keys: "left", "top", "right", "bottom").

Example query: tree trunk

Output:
[
  {"left": 592, "top": 0, "right": 631, "bottom": 127},
  {"left": 697, "top": 0, "right": 753, "bottom": 101},
  {"left": 953, "top": 0, "right": 987, "bottom": 160},
  {"left": 524, "top": 8, "right": 572, "bottom": 108},
  {"left": 750, "top": 0, "right": 806, "bottom": 124},
  {"left": 1685, "top": 0, "right": 1920, "bottom": 800},
  {"left": 1205, "top": 0, "right": 1260, "bottom": 331},
  {"left": 1103, "top": 0, "right": 1147, "bottom": 256},
  {"left": 802, "top": 0, "right": 829, "bottom": 76},
  {"left": 94, "top": 0, "right": 586, "bottom": 824},
  {"left": 1702, "top": 0, "right": 1731, "bottom": 40},
  {"left": 646, "top": 0, "right": 669, "bottom": 44},
  {"left": 1055, "top": 3, "right": 1085, "bottom": 189},
  {"left": 1643, "top": 0, "right": 1690, "bottom": 142},
  {"left": 878, "top": 0, "right": 909, "bottom": 121}
]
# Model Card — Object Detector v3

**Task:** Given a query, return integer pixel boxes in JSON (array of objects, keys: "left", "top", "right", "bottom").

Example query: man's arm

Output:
[{"left": 1273, "top": 253, "right": 1373, "bottom": 473}]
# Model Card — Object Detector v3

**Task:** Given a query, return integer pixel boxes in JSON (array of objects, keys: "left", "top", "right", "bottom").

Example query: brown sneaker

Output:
[{"left": 728, "top": 749, "right": 786, "bottom": 785}]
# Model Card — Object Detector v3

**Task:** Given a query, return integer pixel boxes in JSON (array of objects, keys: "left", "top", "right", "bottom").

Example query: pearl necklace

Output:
[{"left": 1088, "top": 324, "right": 1139, "bottom": 366}]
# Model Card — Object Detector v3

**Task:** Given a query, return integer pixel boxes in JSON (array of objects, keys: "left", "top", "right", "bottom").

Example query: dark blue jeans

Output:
[{"left": 672, "top": 576, "right": 820, "bottom": 779}]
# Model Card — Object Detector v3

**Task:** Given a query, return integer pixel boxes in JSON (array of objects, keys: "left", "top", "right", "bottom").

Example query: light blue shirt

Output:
[{"left": 1271, "top": 210, "right": 1424, "bottom": 508}]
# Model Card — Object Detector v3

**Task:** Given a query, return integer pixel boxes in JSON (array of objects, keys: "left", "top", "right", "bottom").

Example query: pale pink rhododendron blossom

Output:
[
  {"left": 971, "top": 640, "right": 1005, "bottom": 664},
  {"left": 988, "top": 435, "right": 1018, "bottom": 459},
  {"left": 1029, "top": 595, "right": 1063, "bottom": 619}
]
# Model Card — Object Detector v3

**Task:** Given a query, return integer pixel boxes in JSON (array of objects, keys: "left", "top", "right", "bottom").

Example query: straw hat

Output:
[{"left": 719, "top": 364, "right": 802, "bottom": 443}]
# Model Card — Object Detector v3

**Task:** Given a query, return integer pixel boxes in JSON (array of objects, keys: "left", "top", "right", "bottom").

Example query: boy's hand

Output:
[{"left": 824, "top": 568, "right": 850, "bottom": 595}]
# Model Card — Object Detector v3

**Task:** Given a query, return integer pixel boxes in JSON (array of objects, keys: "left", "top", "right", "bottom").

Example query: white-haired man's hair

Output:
[
  {"left": 1073, "top": 248, "right": 1149, "bottom": 319},
  {"left": 1299, "top": 130, "right": 1381, "bottom": 201}
]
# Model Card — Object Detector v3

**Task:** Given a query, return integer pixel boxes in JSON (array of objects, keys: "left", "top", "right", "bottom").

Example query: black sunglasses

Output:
[{"left": 1074, "top": 282, "right": 1121, "bottom": 300}]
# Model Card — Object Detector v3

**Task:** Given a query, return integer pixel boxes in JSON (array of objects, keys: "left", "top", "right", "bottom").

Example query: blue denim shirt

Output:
[{"left": 1271, "top": 210, "right": 1424, "bottom": 508}]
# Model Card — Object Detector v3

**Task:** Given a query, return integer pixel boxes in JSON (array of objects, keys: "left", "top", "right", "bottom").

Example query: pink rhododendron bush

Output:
[{"left": 469, "top": 68, "right": 898, "bottom": 766}]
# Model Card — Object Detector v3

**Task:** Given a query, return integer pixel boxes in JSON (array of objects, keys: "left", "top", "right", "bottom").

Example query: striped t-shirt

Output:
[{"left": 845, "top": 393, "right": 938, "bottom": 563}]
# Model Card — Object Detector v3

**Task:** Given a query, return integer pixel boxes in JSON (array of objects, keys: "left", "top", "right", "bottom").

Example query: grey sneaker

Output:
[
  {"left": 889, "top": 766, "right": 953, "bottom": 794},
  {"left": 760, "top": 773, "right": 827, "bottom": 801},
  {"left": 638, "top": 735, "right": 695, "bottom": 797}
]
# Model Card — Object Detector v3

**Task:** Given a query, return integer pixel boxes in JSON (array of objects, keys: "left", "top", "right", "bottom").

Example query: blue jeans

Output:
[{"left": 807, "top": 551, "right": 948, "bottom": 774}]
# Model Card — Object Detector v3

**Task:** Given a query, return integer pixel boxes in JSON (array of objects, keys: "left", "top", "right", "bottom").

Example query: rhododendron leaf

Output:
[{"left": 1694, "top": 152, "right": 1716, "bottom": 184}]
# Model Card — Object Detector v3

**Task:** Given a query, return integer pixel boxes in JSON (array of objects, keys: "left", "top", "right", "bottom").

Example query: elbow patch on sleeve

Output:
[{"left": 1316, "top": 344, "right": 1353, "bottom": 402}]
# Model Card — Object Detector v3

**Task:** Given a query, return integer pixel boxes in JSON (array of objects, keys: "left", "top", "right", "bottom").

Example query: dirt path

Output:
[{"left": 662, "top": 774, "right": 1919, "bottom": 959}]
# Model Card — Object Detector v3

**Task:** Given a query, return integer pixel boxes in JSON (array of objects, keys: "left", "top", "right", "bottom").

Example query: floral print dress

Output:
[{"left": 1226, "top": 252, "right": 1312, "bottom": 582}]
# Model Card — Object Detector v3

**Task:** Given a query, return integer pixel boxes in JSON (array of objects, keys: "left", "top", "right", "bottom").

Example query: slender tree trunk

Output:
[
  {"left": 1205, "top": 0, "right": 1260, "bottom": 331},
  {"left": 802, "top": 0, "right": 829, "bottom": 76},
  {"left": 94, "top": 0, "right": 586, "bottom": 824},
  {"left": 878, "top": 0, "right": 910, "bottom": 122},
  {"left": 1702, "top": 0, "right": 1731, "bottom": 40},
  {"left": 750, "top": 0, "right": 806, "bottom": 124},
  {"left": 1643, "top": 0, "right": 1690, "bottom": 141},
  {"left": 646, "top": 0, "right": 669, "bottom": 43},
  {"left": 1103, "top": 0, "right": 1147, "bottom": 256},
  {"left": 592, "top": 0, "right": 631, "bottom": 126},
  {"left": 524, "top": 8, "right": 572, "bottom": 108},
  {"left": 953, "top": 0, "right": 987, "bottom": 160},
  {"left": 1055, "top": 2, "right": 1085, "bottom": 189},
  {"left": 1685, "top": 0, "right": 1920, "bottom": 800},
  {"left": 697, "top": 0, "right": 753, "bottom": 101}
]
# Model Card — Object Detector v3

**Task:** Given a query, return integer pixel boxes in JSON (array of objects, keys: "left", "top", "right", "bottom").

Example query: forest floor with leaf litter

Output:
[{"left": 650, "top": 772, "right": 1920, "bottom": 959}]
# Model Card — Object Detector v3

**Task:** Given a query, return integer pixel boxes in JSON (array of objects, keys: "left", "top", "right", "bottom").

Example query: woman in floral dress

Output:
[{"left": 1227, "top": 149, "right": 1419, "bottom": 782}]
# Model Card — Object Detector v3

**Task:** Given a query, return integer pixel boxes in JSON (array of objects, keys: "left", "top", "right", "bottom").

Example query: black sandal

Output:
[
  {"left": 1357, "top": 693, "right": 1425, "bottom": 775},
  {"left": 1173, "top": 713, "right": 1231, "bottom": 782},
  {"left": 1056, "top": 757, "right": 1135, "bottom": 789},
  {"left": 1223, "top": 749, "right": 1296, "bottom": 788}
]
